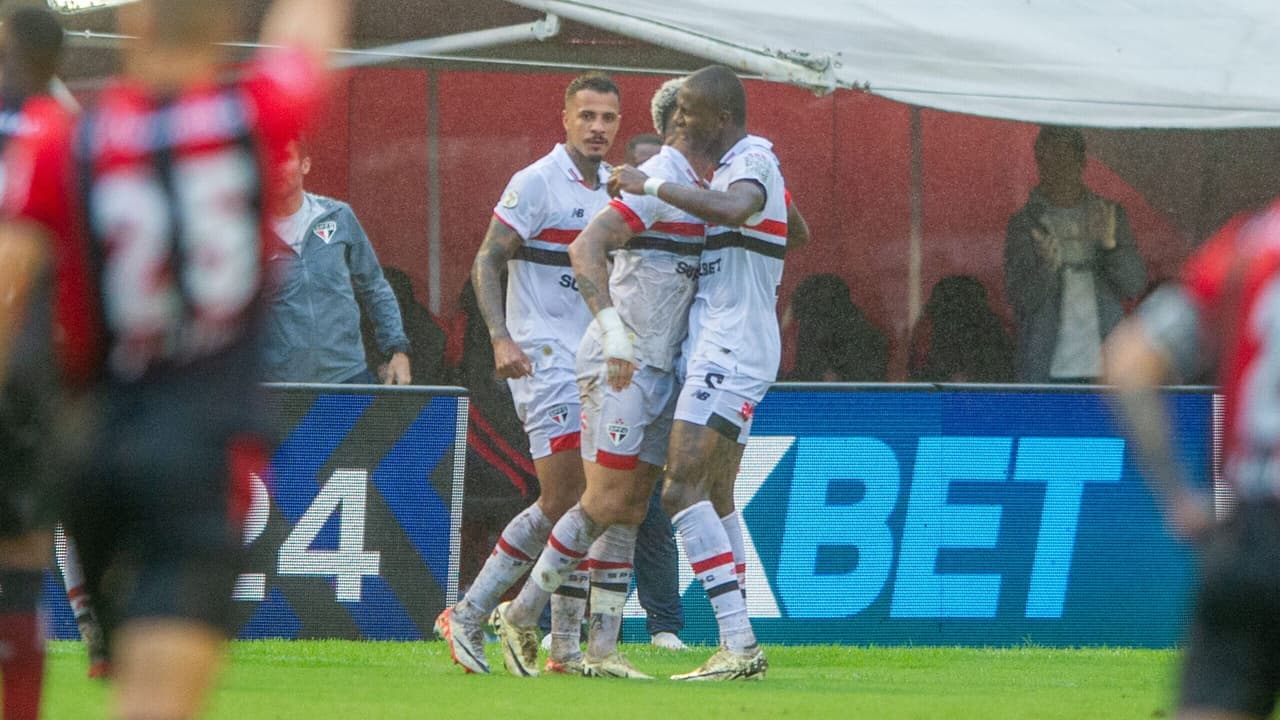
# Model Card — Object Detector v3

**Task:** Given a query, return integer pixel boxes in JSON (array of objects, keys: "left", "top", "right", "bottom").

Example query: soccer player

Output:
[
  {"left": 1105, "top": 201, "right": 1280, "bottom": 719},
  {"left": 0, "top": 8, "right": 70, "bottom": 718},
  {"left": 0, "top": 1, "right": 349, "bottom": 718},
  {"left": 436, "top": 73, "right": 622, "bottom": 676},
  {"left": 610, "top": 65, "right": 788, "bottom": 680},
  {"left": 488, "top": 80, "right": 713, "bottom": 680}
]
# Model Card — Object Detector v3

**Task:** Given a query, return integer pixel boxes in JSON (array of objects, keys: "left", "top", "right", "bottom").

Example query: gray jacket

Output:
[
  {"left": 1004, "top": 189, "right": 1147, "bottom": 382},
  {"left": 263, "top": 193, "right": 408, "bottom": 383}
]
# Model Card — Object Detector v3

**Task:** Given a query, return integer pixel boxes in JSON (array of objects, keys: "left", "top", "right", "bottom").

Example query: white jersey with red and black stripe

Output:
[
  {"left": 688, "top": 134, "right": 788, "bottom": 383},
  {"left": 604, "top": 144, "right": 706, "bottom": 371},
  {"left": 492, "top": 144, "right": 608, "bottom": 359}
]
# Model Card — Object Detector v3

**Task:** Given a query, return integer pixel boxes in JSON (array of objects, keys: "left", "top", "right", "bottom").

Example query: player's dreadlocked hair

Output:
[{"left": 650, "top": 76, "right": 683, "bottom": 137}]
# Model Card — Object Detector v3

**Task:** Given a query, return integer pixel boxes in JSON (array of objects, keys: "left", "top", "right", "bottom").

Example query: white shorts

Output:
[
  {"left": 577, "top": 337, "right": 677, "bottom": 470},
  {"left": 508, "top": 350, "right": 581, "bottom": 460},
  {"left": 673, "top": 355, "right": 771, "bottom": 445}
]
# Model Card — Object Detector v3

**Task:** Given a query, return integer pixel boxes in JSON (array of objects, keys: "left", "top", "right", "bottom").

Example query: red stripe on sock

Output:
[
  {"left": 735, "top": 563, "right": 747, "bottom": 576},
  {"left": 576, "top": 560, "right": 590, "bottom": 571},
  {"left": 548, "top": 533, "right": 587, "bottom": 559},
  {"left": 691, "top": 552, "right": 736, "bottom": 576},
  {"left": 590, "top": 560, "right": 634, "bottom": 570},
  {"left": 496, "top": 536, "right": 533, "bottom": 563},
  {"left": 66, "top": 587, "right": 86, "bottom": 601}
]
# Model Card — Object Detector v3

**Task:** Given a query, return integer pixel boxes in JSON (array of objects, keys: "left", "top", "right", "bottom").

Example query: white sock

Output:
[
  {"left": 586, "top": 525, "right": 637, "bottom": 660},
  {"left": 60, "top": 535, "right": 92, "bottom": 620},
  {"left": 455, "top": 503, "right": 553, "bottom": 624},
  {"left": 508, "top": 504, "right": 605, "bottom": 627},
  {"left": 550, "top": 561, "right": 588, "bottom": 662},
  {"left": 721, "top": 510, "right": 747, "bottom": 599},
  {"left": 673, "top": 501, "right": 756, "bottom": 653}
]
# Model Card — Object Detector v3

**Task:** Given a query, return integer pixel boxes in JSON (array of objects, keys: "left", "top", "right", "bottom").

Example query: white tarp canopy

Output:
[{"left": 509, "top": 0, "right": 1280, "bottom": 129}]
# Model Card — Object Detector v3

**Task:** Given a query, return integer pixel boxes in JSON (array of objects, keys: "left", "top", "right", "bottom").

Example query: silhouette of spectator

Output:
[
  {"left": 785, "top": 273, "right": 887, "bottom": 382},
  {"left": 1004, "top": 126, "right": 1146, "bottom": 382},
  {"left": 909, "top": 275, "right": 1015, "bottom": 383},
  {"left": 363, "top": 266, "right": 447, "bottom": 385},
  {"left": 626, "top": 132, "right": 662, "bottom": 166}
]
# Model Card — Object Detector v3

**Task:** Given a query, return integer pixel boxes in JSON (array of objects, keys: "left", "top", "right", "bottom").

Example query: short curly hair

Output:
[{"left": 650, "top": 77, "right": 684, "bottom": 137}]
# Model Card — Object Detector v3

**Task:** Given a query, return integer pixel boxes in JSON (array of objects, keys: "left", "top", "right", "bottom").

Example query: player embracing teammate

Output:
[
  {"left": 437, "top": 73, "right": 623, "bottom": 675},
  {"left": 480, "top": 65, "right": 793, "bottom": 682}
]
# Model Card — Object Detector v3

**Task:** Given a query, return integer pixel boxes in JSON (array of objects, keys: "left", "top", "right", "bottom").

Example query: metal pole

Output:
[
  {"left": 427, "top": 70, "right": 443, "bottom": 316},
  {"left": 908, "top": 106, "right": 923, "bottom": 332}
]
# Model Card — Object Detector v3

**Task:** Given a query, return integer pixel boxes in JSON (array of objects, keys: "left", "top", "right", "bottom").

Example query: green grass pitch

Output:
[{"left": 42, "top": 640, "right": 1181, "bottom": 719}]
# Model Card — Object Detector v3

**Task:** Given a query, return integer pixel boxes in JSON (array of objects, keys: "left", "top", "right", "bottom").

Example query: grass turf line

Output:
[{"left": 43, "top": 640, "right": 1180, "bottom": 719}]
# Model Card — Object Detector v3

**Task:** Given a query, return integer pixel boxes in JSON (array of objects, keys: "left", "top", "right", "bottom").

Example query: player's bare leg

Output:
[
  {"left": 441, "top": 448, "right": 586, "bottom": 674},
  {"left": 111, "top": 619, "right": 223, "bottom": 720},
  {"left": 662, "top": 420, "right": 766, "bottom": 681},
  {"left": 0, "top": 531, "right": 49, "bottom": 720}
]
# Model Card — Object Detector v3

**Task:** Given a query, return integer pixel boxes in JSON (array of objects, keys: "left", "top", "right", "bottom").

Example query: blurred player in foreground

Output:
[
  {"left": 436, "top": 73, "right": 622, "bottom": 676},
  {"left": 489, "top": 77, "right": 712, "bottom": 679},
  {"left": 1106, "top": 200, "right": 1280, "bottom": 719},
  {"left": 0, "top": 1, "right": 349, "bottom": 717},
  {"left": 0, "top": 7, "right": 70, "bottom": 718}
]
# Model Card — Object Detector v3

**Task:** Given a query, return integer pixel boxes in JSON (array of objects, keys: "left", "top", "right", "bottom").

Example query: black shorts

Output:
[
  {"left": 0, "top": 385, "right": 55, "bottom": 539},
  {"left": 1180, "top": 500, "right": 1280, "bottom": 717},
  {"left": 57, "top": 393, "right": 265, "bottom": 638}
]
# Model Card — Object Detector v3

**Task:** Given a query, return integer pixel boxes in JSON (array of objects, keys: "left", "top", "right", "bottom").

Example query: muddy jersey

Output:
[
  {"left": 600, "top": 144, "right": 706, "bottom": 371},
  {"left": 1140, "top": 198, "right": 1280, "bottom": 498},
  {"left": 686, "top": 134, "right": 787, "bottom": 382},
  {"left": 492, "top": 144, "right": 608, "bottom": 359}
]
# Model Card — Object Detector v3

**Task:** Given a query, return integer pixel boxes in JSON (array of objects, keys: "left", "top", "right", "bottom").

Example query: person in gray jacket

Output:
[
  {"left": 1004, "top": 126, "right": 1147, "bottom": 383},
  {"left": 265, "top": 139, "right": 411, "bottom": 384}
]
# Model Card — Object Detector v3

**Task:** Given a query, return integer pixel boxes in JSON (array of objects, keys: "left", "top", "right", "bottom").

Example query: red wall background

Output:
[{"left": 306, "top": 69, "right": 1191, "bottom": 380}]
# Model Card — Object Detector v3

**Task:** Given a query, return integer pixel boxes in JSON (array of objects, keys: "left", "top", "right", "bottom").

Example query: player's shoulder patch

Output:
[
  {"left": 500, "top": 189, "right": 520, "bottom": 208},
  {"left": 741, "top": 151, "right": 775, "bottom": 185}
]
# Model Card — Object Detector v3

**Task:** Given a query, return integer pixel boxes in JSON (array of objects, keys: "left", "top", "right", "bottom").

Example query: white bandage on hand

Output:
[{"left": 596, "top": 307, "right": 634, "bottom": 363}]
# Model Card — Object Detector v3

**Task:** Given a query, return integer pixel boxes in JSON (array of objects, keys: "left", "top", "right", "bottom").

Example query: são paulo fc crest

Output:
[
  {"left": 313, "top": 221, "right": 338, "bottom": 243},
  {"left": 549, "top": 404, "right": 570, "bottom": 427},
  {"left": 607, "top": 419, "right": 630, "bottom": 446}
]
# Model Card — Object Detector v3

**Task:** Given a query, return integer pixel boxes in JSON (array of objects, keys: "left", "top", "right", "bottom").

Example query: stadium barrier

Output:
[
  {"left": 44, "top": 382, "right": 1215, "bottom": 647},
  {"left": 47, "top": 384, "right": 469, "bottom": 641},
  {"left": 620, "top": 383, "right": 1216, "bottom": 648}
]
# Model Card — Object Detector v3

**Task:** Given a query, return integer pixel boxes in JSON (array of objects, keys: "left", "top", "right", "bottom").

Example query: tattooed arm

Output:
[
  {"left": 568, "top": 207, "right": 634, "bottom": 316},
  {"left": 569, "top": 207, "right": 638, "bottom": 390},
  {"left": 472, "top": 217, "right": 532, "bottom": 379}
]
